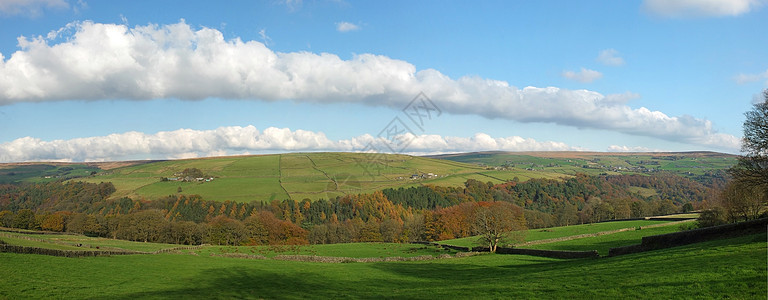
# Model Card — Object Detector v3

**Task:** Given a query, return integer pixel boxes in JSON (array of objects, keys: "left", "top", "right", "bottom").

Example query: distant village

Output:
[{"left": 160, "top": 168, "right": 214, "bottom": 182}]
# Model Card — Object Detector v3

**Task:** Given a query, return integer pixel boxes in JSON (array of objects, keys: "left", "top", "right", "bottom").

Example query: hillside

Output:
[
  {"left": 69, "top": 152, "right": 565, "bottom": 202},
  {"left": 1, "top": 151, "right": 736, "bottom": 203},
  {"left": 429, "top": 151, "right": 736, "bottom": 178}
]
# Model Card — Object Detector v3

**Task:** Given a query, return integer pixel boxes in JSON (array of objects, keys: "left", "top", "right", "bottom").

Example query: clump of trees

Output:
[{"left": 700, "top": 90, "right": 768, "bottom": 227}]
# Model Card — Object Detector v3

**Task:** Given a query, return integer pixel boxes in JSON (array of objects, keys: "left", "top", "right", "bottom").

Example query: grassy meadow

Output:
[
  {"left": 442, "top": 219, "right": 674, "bottom": 248},
  {"left": 0, "top": 233, "right": 764, "bottom": 299}
]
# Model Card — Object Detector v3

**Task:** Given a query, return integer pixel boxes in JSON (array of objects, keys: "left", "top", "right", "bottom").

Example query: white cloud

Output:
[
  {"left": 336, "top": 21, "right": 360, "bottom": 32},
  {"left": 0, "top": 21, "right": 739, "bottom": 150},
  {"left": 0, "top": 0, "right": 68, "bottom": 17},
  {"left": 603, "top": 92, "right": 641, "bottom": 105},
  {"left": 597, "top": 49, "right": 625, "bottom": 66},
  {"left": 280, "top": 0, "right": 302, "bottom": 12},
  {"left": 734, "top": 69, "right": 768, "bottom": 85},
  {"left": 0, "top": 126, "right": 584, "bottom": 162},
  {"left": 643, "top": 0, "right": 764, "bottom": 18},
  {"left": 562, "top": 68, "right": 603, "bottom": 83},
  {"left": 607, "top": 145, "right": 657, "bottom": 152},
  {"left": 258, "top": 28, "right": 272, "bottom": 46}
]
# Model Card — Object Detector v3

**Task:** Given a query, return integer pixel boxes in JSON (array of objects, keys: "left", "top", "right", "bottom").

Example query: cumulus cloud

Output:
[
  {"left": 0, "top": 0, "right": 68, "bottom": 17},
  {"left": 607, "top": 145, "right": 657, "bottom": 152},
  {"left": 734, "top": 69, "right": 768, "bottom": 85},
  {"left": 603, "top": 92, "right": 641, "bottom": 105},
  {"left": 0, "top": 126, "right": 583, "bottom": 162},
  {"left": 0, "top": 20, "right": 739, "bottom": 150},
  {"left": 642, "top": 0, "right": 764, "bottom": 18},
  {"left": 562, "top": 68, "right": 603, "bottom": 83},
  {"left": 597, "top": 49, "right": 625, "bottom": 66},
  {"left": 336, "top": 21, "right": 360, "bottom": 32}
]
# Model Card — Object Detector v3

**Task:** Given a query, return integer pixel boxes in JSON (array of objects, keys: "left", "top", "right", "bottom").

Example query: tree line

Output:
[{"left": 0, "top": 170, "right": 723, "bottom": 246}]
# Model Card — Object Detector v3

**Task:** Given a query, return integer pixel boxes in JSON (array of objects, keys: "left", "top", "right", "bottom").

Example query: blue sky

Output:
[{"left": 0, "top": 0, "right": 766, "bottom": 162}]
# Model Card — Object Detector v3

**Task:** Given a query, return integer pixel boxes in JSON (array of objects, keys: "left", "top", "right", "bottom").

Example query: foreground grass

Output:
[
  {"left": 443, "top": 219, "right": 673, "bottom": 248},
  {"left": 0, "top": 234, "right": 764, "bottom": 299}
]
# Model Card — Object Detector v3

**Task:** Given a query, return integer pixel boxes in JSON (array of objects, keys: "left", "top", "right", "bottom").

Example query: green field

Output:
[
  {"left": 0, "top": 234, "right": 763, "bottom": 299},
  {"left": 75, "top": 152, "right": 567, "bottom": 202},
  {"left": 0, "top": 163, "right": 100, "bottom": 184},
  {"left": 0, "top": 231, "right": 183, "bottom": 252},
  {"left": 431, "top": 151, "right": 737, "bottom": 177},
  {"left": 526, "top": 224, "right": 684, "bottom": 255},
  {"left": 442, "top": 219, "right": 674, "bottom": 248}
]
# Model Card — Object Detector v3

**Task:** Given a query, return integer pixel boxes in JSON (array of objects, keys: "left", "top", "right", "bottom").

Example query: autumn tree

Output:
[
  {"left": 473, "top": 202, "right": 526, "bottom": 253},
  {"left": 206, "top": 215, "right": 246, "bottom": 246},
  {"left": 40, "top": 213, "right": 66, "bottom": 232}
]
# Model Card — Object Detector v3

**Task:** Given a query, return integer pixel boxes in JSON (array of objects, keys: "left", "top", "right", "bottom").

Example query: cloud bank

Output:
[
  {"left": 0, "top": 20, "right": 739, "bottom": 150},
  {"left": 643, "top": 0, "right": 764, "bottom": 18},
  {"left": 0, "top": 126, "right": 584, "bottom": 162}
]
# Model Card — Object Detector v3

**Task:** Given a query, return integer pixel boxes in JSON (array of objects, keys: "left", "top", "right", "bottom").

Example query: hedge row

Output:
[
  {"left": 0, "top": 244, "right": 144, "bottom": 258},
  {"left": 417, "top": 242, "right": 599, "bottom": 259}
]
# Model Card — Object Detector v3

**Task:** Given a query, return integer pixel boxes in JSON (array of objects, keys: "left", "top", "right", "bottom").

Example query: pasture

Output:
[{"left": 0, "top": 234, "right": 763, "bottom": 299}]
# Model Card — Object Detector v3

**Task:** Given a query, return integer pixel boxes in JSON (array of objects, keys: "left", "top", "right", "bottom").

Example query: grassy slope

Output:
[
  {"left": 526, "top": 224, "right": 684, "bottom": 255},
  {"left": 67, "top": 151, "right": 736, "bottom": 203},
  {"left": 442, "top": 219, "right": 672, "bottom": 247},
  {"left": 432, "top": 151, "right": 737, "bottom": 177},
  {"left": 77, "top": 152, "right": 567, "bottom": 202},
  {"left": 0, "top": 232, "right": 181, "bottom": 252},
  {"left": 0, "top": 234, "right": 763, "bottom": 299}
]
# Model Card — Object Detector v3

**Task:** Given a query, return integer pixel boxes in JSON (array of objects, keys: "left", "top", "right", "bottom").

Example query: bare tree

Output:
[
  {"left": 473, "top": 202, "right": 526, "bottom": 253},
  {"left": 730, "top": 90, "right": 768, "bottom": 192},
  {"left": 721, "top": 180, "right": 765, "bottom": 222}
]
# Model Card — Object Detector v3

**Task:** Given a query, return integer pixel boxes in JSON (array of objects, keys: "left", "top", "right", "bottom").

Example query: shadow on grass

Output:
[{"left": 104, "top": 234, "right": 766, "bottom": 299}]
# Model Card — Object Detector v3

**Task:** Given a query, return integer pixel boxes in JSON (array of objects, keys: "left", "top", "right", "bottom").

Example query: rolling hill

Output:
[
  {"left": 71, "top": 152, "right": 566, "bottom": 202},
  {"left": 1, "top": 151, "right": 736, "bottom": 203}
]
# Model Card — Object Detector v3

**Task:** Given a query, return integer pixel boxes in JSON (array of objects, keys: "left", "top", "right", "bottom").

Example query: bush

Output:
[
  {"left": 678, "top": 222, "right": 698, "bottom": 231},
  {"left": 698, "top": 207, "right": 727, "bottom": 228}
]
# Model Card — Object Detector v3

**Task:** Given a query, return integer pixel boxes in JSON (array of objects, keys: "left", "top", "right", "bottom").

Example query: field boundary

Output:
[
  {"left": 0, "top": 244, "right": 147, "bottom": 257},
  {"left": 415, "top": 242, "right": 599, "bottom": 259}
]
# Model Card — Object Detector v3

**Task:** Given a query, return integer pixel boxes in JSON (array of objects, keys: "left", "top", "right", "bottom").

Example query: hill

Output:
[
  {"left": 0, "top": 151, "right": 736, "bottom": 203},
  {"left": 428, "top": 151, "right": 736, "bottom": 178},
  {"left": 68, "top": 152, "right": 565, "bottom": 202}
]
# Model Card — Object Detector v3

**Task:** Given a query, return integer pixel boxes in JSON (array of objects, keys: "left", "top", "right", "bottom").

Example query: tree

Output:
[
  {"left": 13, "top": 209, "right": 38, "bottom": 230},
  {"left": 473, "top": 202, "right": 526, "bottom": 253},
  {"left": 0, "top": 210, "right": 15, "bottom": 227},
  {"left": 40, "top": 213, "right": 66, "bottom": 232},
  {"left": 730, "top": 90, "right": 768, "bottom": 193},
  {"left": 720, "top": 180, "right": 765, "bottom": 222},
  {"left": 206, "top": 215, "right": 246, "bottom": 246}
]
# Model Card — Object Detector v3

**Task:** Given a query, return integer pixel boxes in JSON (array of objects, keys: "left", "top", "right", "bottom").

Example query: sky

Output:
[{"left": 0, "top": 0, "right": 766, "bottom": 162}]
